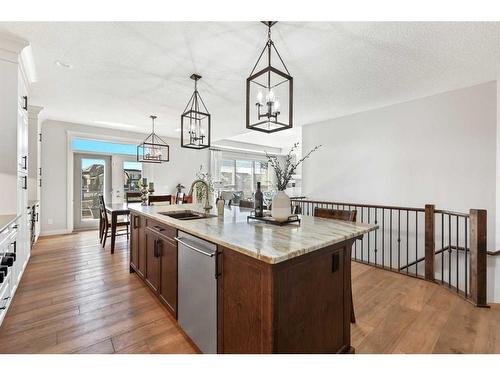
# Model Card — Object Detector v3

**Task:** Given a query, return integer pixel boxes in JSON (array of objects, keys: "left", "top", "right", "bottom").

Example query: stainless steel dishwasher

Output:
[{"left": 175, "top": 231, "right": 217, "bottom": 354}]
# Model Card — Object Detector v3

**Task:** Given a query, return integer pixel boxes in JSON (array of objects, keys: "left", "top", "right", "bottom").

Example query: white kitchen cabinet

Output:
[{"left": 0, "top": 32, "right": 33, "bottom": 326}]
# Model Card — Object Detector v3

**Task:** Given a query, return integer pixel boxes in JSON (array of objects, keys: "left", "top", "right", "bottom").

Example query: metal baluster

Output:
[
  {"left": 361, "top": 206, "right": 365, "bottom": 261},
  {"left": 374, "top": 208, "right": 378, "bottom": 266},
  {"left": 456, "top": 216, "right": 459, "bottom": 292},
  {"left": 465, "top": 217, "right": 468, "bottom": 297},
  {"left": 415, "top": 211, "right": 418, "bottom": 276},
  {"left": 368, "top": 207, "right": 371, "bottom": 263},
  {"left": 382, "top": 209, "right": 385, "bottom": 268},
  {"left": 448, "top": 213, "right": 451, "bottom": 288},
  {"left": 406, "top": 210, "right": 409, "bottom": 274},
  {"left": 441, "top": 213, "right": 444, "bottom": 283},
  {"left": 398, "top": 210, "right": 401, "bottom": 271},
  {"left": 390, "top": 209, "right": 393, "bottom": 269},
  {"left": 354, "top": 206, "right": 357, "bottom": 260}
]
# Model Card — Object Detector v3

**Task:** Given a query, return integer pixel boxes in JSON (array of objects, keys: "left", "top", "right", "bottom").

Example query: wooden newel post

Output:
[
  {"left": 469, "top": 209, "right": 487, "bottom": 306},
  {"left": 424, "top": 204, "right": 435, "bottom": 281}
]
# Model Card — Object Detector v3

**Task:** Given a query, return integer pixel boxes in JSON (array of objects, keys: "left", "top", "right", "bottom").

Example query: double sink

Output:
[{"left": 158, "top": 210, "right": 216, "bottom": 221}]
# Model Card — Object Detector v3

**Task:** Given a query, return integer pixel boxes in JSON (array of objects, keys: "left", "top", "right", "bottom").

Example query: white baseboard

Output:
[{"left": 40, "top": 228, "right": 72, "bottom": 237}]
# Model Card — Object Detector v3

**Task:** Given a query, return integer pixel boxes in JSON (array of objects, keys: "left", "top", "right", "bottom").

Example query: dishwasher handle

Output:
[{"left": 175, "top": 237, "right": 214, "bottom": 257}]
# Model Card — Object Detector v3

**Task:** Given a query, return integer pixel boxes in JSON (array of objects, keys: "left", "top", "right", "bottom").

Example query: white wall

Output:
[
  {"left": 40, "top": 119, "right": 208, "bottom": 235},
  {"left": 302, "top": 81, "right": 498, "bottom": 301}
]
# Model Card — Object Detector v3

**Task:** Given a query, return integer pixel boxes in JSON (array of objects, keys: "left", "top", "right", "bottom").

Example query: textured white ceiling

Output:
[{"left": 0, "top": 22, "right": 499, "bottom": 142}]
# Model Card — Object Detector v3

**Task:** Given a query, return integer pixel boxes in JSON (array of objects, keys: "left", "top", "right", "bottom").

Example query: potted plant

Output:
[{"left": 266, "top": 143, "right": 321, "bottom": 220}]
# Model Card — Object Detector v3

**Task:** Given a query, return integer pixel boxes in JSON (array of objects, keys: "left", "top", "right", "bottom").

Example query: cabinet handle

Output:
[
  {"left": 21, "top": 176, "right": 27, "bottom": 190},
  {"left": 151, "top": 225, "right": 165, "bottom": 233},
  {"left": 0, "top": 297, "right": 11, "bottom": 310},
  {"left": 156, "top": 240, "right": 162, "bottom": 258},
  {"left": 39, "top": 178, "right": 42, "bottom": 187},
  {"left": 133, "top": 215, "right": 139, "bottom": 229},
  {"left": 332, "top": 252, "right": 339, "bottom": 273},
  {"left": 11, "top": 240, "right": 16, "bottom": 254},
  {"left": 39, "top": 133, "right": 42, "bottom": 142},
  {"left": 36, "top": 213, "right": 39, "bottom": 222},
  {"left": 22, "top": 156, "right": 27, "bottom": 170},
  {"left": 215, "top": 250, "right": 222, "bottom": 279},
  {"left": 39, "top": 167, "right": 42, "bottom": 176},
  {"left": 23, "top": 96, "right": 28, "bottom": 110},
  {"left": 174, "top": 237, "right": 214, "bottom": 257}
]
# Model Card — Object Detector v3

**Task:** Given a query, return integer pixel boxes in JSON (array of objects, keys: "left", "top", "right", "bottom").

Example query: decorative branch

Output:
[{"left": 266, "top": 143, "right": 322, "bottom": 191}]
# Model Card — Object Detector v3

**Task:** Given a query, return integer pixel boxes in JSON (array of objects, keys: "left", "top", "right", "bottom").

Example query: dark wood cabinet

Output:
[
  {"left": 142, "top": 220, "right": 178, "bottom": 318},
  {"left": 130, "top": 213, "right": 146, "bottom": 278},
  {"left": 130, "top": 211, "right": 354, "bottom": 353},
  {"left": 158, "top": 235, "right": 177, "bottom": 317},
  {"left": 130, "top": 213, "right": 139, "bottom": 272},
  {"left": 145, "top": 228, "right": 161, "bottom": 293},
  {"left": 217, "top": 240, "right": 352, "bottom": 354}
]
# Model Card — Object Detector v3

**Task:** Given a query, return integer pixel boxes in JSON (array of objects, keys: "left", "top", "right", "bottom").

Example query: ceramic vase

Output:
[{"left": 271, "top": 190, "right": 291, "bottom": 221}]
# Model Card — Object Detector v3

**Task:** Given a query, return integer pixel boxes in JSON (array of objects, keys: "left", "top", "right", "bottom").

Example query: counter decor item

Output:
[
  {"left": 266, "top": 142, "right": 321, "bottom": 221},
  {"left": 139, "top": 178, "right": 149, "bottom": 206},
  {"left": 216, "top": 197, "right": 225, "bottom": 216},
  {"left": 247, "top": 213, "right": 300, "bottom": 226},
  {"left": 148, "top": 182, "right": 155, "bottom": 195},
  {"left": 254, "top": 182, "right": 264, "bottom": 217}
]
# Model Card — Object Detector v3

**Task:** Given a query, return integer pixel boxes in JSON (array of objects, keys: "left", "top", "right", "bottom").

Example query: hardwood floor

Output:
[{"left": 0, "top": 230, "right": 498, "bottom": 354}]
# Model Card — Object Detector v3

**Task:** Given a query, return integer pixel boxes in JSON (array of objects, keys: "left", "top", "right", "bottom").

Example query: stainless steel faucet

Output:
[{"left": 188, "top": 179, "right": 212, "bottom": 213}]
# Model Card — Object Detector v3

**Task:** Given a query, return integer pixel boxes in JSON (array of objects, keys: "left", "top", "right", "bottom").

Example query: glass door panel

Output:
[{"left": 73, "top": 153, "right": 111, "bottom": 230}]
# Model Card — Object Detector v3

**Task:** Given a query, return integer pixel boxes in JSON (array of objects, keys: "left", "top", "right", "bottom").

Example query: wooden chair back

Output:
[
  {"left": 239, "top": 200, "right": 254, "bottom": 208},
  {"left": 125, "top": 192, "right": 142, "bottom": 203},
  {"left": 314, "top": 207, "right": 357, "bottom": 222},
  {"left": 148, "top": 195, "right": 172, "bottom": 205},
  {"left": 99, "top": 195, "right": 109, "bottom": 226}
]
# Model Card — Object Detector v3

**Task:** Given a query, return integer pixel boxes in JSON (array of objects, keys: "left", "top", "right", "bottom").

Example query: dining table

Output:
[{"left": 104, "top": 203, "right": 130, "bottom": 254}]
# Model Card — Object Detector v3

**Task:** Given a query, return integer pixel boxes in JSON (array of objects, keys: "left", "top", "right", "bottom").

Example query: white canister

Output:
[{"left": 271, "top": 191, "right": 291, "bottom": 221}]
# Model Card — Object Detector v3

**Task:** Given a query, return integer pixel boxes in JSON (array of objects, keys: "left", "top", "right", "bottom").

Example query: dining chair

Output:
[
  {"left": 148, "top": 194, "right": 172, "bottom": 205},
  {"left": 314, "top": 207, "right": 357, "bottom": 323},
  {"left": 125, "top": 191, "right": 142, "bottom": 203},
  {"left": 239, "top": 199, "right": 254, "bottom": 208},
  {"left": 99, "top": 195, "right": 130, "bottom": 248}
]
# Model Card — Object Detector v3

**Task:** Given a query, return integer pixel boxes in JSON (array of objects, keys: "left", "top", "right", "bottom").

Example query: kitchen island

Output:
[{"left": 128, "top": 203, "right": 376, "bottom": 354}]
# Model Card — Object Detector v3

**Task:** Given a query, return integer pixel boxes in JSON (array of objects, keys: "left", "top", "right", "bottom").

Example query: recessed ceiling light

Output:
[{"left": 55, "top": 60, "right": 73, "bottom": 69}]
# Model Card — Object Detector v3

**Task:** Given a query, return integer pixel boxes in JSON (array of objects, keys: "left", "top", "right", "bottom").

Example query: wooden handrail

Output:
[{"left": 291, "top": 198, "right": 488, "bottom": 306}]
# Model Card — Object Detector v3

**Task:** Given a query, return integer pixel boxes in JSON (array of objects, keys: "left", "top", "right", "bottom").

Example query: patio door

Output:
[{"left": 73, "top": 153, "right": 112, "bottom": 230}]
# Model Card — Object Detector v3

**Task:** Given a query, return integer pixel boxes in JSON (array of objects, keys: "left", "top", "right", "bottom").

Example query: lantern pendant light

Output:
[
  {"left": 137, "top": 115, "right": 170, "bottom": 163},
  {"left": 246, "top": 21, "right": 293, "bottom": 133},
  {"left": 181, "top": 73, "right": 211, "bottom": 149}
]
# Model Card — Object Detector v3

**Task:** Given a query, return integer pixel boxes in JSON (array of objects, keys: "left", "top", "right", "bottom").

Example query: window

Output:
[
  {"left": 235, "top": 160, "right": 253, "bottom": 198},
  {"left": 123, "top": 161, "right": 142, "bottom": 193},
  {"left": 72, "top": 138, "right": 137, "bottom": 156},
  {"left": 219, "top": 155, "right": 274, "bottom": 199}
]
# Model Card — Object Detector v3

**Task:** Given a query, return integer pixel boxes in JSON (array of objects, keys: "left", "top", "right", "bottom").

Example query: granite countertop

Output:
[
  {"left": 0, "top": 214, "right": 20, "bottom": 234},
  {"left": 128, "top": 203, "right": 377, "bottom": 264}
]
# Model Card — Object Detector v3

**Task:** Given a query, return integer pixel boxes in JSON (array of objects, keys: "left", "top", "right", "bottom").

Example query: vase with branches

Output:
[{"left": 265, "top": 143, "right": 321, "bottom": 220}]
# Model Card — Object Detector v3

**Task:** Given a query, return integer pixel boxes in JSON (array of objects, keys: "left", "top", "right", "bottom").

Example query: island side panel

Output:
[
  {"left": 273, "top": 242, "right": 349, "bottom": 353},
  {"left": 217, "top": 240, "right": 353, "bottom": 354},
  {"left": 217, "top": 246, "right": 274, "bottom": 354}
]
